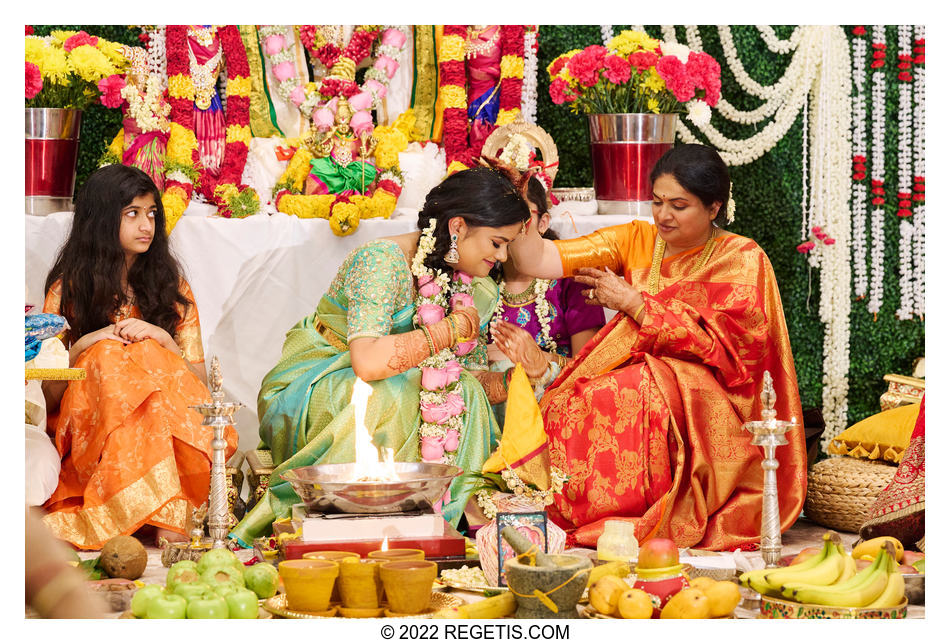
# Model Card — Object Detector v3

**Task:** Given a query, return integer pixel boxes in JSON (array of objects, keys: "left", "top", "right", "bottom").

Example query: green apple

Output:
[
  {"left": 171, "top": 581, "right": 213, "bottom": 601},
  {"left": 196, "top": 548, "right": 241, "bottom": 575},
  {"left": 912, "top": 558, "right": 925, "bottom": 573},
  {"left": 145, "top": 593, "right": 187, "bottom": 619},
  {"left": 186, "top": 592, "right": 229, "bottom": 619},
  {"left": 200, "top": 564, "right": 246, "bottom": 588},
  {"left": 210, "top": 581, "right": 244, "bottom": 598},
  {"left": 166, "top": 560, "right": 200, "bottom": 590},
  {"left": 131, "top": 585, "right": 165, "bottom": 618},
  {"left": 225, "top": 589, "right": 259, "bottom": 619},
  {"left": 244, "top": 562, "right": 279, "bottom": 599}
]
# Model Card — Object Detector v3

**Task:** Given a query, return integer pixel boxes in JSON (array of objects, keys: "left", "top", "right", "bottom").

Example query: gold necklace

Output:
[
  {"left": 465, "top": 25, "right": 499, "bottom": 59},
  {"left": 647, "top": 232, "right": 718, "bottom": 296},
  {"left": 501, "top": 278, "right": 539, "bottom": 305}
]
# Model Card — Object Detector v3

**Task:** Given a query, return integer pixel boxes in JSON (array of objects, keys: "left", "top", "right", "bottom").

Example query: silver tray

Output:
[{"left": 281, "top": 462, "right": 461, "bottom": 514}]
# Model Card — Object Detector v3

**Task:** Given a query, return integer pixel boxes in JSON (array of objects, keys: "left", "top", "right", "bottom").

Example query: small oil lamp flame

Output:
[
  {"left": 380, "top": 536, "right": 389, "bottom": 551},
  {"left": 351, "top": 378, "right": 398, "bottom": 482}
]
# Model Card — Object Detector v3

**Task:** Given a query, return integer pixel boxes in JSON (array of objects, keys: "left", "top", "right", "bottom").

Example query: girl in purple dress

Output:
[{"left": 487, "top": 176, "right": 605, "bottom": 376}]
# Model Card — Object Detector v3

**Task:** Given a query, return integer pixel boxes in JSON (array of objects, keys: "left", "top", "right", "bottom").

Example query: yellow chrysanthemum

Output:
[
  {"left": 647, "top": 97, "right": 660, "bottom": 113},
  {"left": 25, "top": 37, "right": 47, "bottom": 66},
  {"left": 278, "top": 194, "right": 333, "bottom": 219},
  {"left": 372, "top": 125, "right": 409, "bottom": 170},
  {"left": 167, "top": 123, "right": 197, "bottom": 166},
  {"left": 97, "top": 40, "right": 128, "bottom": 67},
  {"left": 108, "top": 129, "right": 125, "bottom": 157},
  {"left": 162, "top": 190, "right": 188, "bottom": 235},
  {"left": 225, "top": 76, "right": 252, "bottom": 97},
  {"left": 167, "top": 74, "right": 194, "bottom": 100},
  {"left": 496, "top": 108, "right": 520, "bottom": 126},
  {"left": 329, "top": 202, "right": 361, "bottom": 236},
  {"left": 440, "top": 35, "right": 466, "bottom": 61},
  {"left": 49, "top": 31, "right": 73, "bottom": 45},
  {"left": 392, "top": 109, "right": 416, "bottom": 138},
  {"left": 608, "top": 30, "right": 660, "bottom": 57},
  {"left": 500, "top": 55, "right": 524, "bottom": 79},
  {"left": 369, "top": 190, "right": 397, "bottom": 218},
  {"left": 441, "top": 85, "right": 467, "bottom": 110},
  {"left": 225, "top": 124, "right": 252, "bottom": 146},
  {"left": 39, "top": 46, "right": 70, "bottom": 85},
  {"left": 67, "top": 44, "right": 115, "bottom": 82},
  {"left": 642, "top": 69, "right": 667, "bottom": 93}
]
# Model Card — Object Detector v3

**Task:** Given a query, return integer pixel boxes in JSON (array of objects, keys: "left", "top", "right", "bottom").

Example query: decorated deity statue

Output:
[
  {"left": 465, "top": 25, "right": 503, "bottom": 153},
  {"left": 304, "top": 97, "right": 378, "bottom": 196},
  {"left": 186, "top": 25, "right": 227, "bottom": 176},
  {"left": 116, "top": 46, "right": 172, "bottom": 192}
]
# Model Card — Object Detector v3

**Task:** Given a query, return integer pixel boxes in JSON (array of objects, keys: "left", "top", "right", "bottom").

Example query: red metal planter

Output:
[
  {"left": 26, "top": 108, "right": 82, "bottom": 216},
  {"left": 587, "top": 113, "right": 677, "bottom": 217}
]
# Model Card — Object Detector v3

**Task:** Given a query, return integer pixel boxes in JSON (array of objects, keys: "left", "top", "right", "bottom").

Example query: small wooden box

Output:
[
  {"left": 880, "top": 374, "right": 925, "bottom": 411},
  {"left": 245, "top": 449, "right": 274, "bottom": 508}
]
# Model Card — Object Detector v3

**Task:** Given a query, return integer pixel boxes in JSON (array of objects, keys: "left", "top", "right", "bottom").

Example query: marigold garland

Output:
[{"left": 162, "top": 25, "right": 197, "bottom": 233}]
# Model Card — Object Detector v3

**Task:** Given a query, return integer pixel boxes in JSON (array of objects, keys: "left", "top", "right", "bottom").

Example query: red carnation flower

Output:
[
  {"left": 25, "top": 25, "right": 34, "bottom": 35},
  {"left": 25, "top": 61, "right": 42, "bottom": 99},
  {"left": 63, "top": 30, "right": 99, "bottom": 52},
  {"left": 628, "top": 50, "right": 658, "bottom": 73},
  {"left": 549, "top": 77, "right": 576, "bottom": 104},
  {"left": 853, "top": 26, "right": 867, "bottom": 36},
  {"left": 548, "top": 54, "right": 570, "bottom": 77},
  {"left": 567, "top": 50, "right": 602, "bottom": 88},
  {"left": 603, "top": 55, "right": 631, "bottom": 84}
]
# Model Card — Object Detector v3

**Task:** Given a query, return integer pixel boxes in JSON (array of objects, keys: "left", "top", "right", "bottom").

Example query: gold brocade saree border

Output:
[
  {"left": 411, "top": 26, "right": 440, "bottom": 141},
  {"left": 240, "top": 25, "right": 282, "bottom": 138},
  {"left": 42, "top": 455, "right": 189, "bottom": 550}
]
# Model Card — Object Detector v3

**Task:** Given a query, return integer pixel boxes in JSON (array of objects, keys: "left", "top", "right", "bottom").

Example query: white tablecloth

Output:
[{"left": 25, "top": 206, "right": 641, "bottom": 452}]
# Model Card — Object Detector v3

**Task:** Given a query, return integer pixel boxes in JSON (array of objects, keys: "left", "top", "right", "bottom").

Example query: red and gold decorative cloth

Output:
[
  {"left": 41, "top": 280, "right": 236, "bottom": 549},
  {"left": 541, "top": 221, "right": 806, "bottom": 549},
  {"left": 859, "top": 397, "right": 925, "bottom": 547}
]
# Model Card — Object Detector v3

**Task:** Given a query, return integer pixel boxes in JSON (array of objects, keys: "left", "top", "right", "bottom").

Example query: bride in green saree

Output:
[{"left": 232, "top": 165, "right": 555, "bottom": 546}]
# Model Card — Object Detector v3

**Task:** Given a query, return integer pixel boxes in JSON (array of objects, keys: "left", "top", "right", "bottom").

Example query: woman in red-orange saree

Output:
[
  {"left": 40, "top": 164, "right": 237, "bottom": 549},
  {"left": 512, "top": 145, "right": 806, "bottom": 549}
]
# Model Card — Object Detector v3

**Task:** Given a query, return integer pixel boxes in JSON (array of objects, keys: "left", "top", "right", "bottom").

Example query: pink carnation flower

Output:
[
  {"left": 25, "top": 62, "right": 42, "bottom": 100},
  {"left": 567, "top": 50, "right": 601, "bottom": 88},
  {"left": 656, "top": 55, "right": 695, "bottom": 102},
  {"left": 97, "top": 74, "right": 126, "bottom": 108},
  {"left": 63, "top": 30, "right": 98, "bottom": 52}
]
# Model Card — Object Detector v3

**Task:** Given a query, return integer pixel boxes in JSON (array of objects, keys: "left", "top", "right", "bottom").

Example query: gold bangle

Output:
[
  {"left": 445, "top": 314, "right": 459, "bottom": 348},
  {"left": 633, "top": 303, "right": 646, "bottom": 321},
  {"left": 421, "top": 326, "right": 436, "bottom": 357}
]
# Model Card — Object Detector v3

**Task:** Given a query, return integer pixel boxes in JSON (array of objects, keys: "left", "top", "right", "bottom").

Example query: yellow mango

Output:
[
  {"left": 701, "top": 580, "right": 742, "bottom": 618},
  {"left": 589, "top": 575, "right": 629, "bottom": 616},
  {"left": 660, "top": 588, "right": 711, "bottom": 619}
]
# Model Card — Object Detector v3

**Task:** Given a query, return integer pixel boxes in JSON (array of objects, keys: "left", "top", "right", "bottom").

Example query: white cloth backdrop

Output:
[{"left": 25, "top": 205, "right": 641, "bottom": 453}]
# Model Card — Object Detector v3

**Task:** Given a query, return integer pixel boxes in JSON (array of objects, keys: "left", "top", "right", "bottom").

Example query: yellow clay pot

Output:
[
  {"left": 380, "top": 560, "right": 437, "bottom": 615},
  {"left": 368, "top": 548, "right": 426, "bottom": 562},
  {"left": 302, "top": 550, "right": 359, "bottom": 603},
  {"left": 278, "top": 559, "right": 339, "bottom": 613},
  {"left": 339, "top": 558, "right": 384, "bottom": 609}
]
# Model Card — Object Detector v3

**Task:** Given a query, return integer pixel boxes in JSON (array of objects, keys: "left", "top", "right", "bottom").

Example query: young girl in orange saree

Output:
[
  {"left": 510, "top": 145, "right": 807, "bottom": 549},
  {"left": 41, "top": 164, "right": 237, "bottom": 549}
]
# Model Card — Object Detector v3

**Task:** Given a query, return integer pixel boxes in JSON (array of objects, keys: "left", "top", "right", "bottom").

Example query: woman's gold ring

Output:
[{"left": 588, "top": 289, "right": 595, "bottom": 300}]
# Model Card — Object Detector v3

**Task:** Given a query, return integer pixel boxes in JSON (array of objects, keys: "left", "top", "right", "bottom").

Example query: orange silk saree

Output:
[
  {"left": 543, "top": 222, "right": 806, "bottom": 549},
  {"left": 42, "top": 280, "right": 237, "bottom": 549}
]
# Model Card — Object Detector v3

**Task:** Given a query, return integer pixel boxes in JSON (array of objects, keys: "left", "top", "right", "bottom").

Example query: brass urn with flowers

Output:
[{"left": 547, "top": 30, "right": 722, "bottom": 216}]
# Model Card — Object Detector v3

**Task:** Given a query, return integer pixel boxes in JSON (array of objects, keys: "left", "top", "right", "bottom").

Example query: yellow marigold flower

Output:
[
  {"left": 226, "top": 76, "right": 252, "bottom": 97},
  {"left": 167, "top": 74, "right": 195, "bottom": 100},
  {"left": 446, "top": 160, "right": 469, "bottom": 176},
  {"left": 329, "top": 202, "right": 361, "bottom": 236},
  {"left": 441, "top": 85, "right": 467, "bottom": 110},
  {"left": 162, "top": 190, "right": 187, "bottom": 235},
  {"left": 225, "top": 124, "right": 252, "bottom": 145},
  {"left": 643, "top": 69, "right": 667, "bottom": 93},
  {"left": 282, "top": 147, "right": 314, "bottom": 191},
  {"left": 370, "top": 190, "right": 397, "bottom": 218},
  {"left": 608, "top": 30, "right": 660, "bottom": 57},
  {"left": 440, "top": 35, "right": 466, "bottom": 61},
  {"left": 108, "top": 129, "right": 125, "bottom": 157},
  {"left": 279, "top": 194, "right": 330, "bottom": 219},
  {"left": 40, "top": 47, "right": 71, "bottom": 85},
  {"left": 214, "top": 183, "right": 240, "bottom": 203},
  {"left": 393, "top": 109, "right": 416, "bottom": 138},
  {"left": 167, "top": 123, "right": 197, "bottom": 165},
  {"left": 500, "top": 56, "right": 524, "bottom": 79},
  {"left": 67, "top": 44, "right": 115, "bottom": 82},
  {"left": 496, "top": 108, "right": 520, "bottom": 126}
]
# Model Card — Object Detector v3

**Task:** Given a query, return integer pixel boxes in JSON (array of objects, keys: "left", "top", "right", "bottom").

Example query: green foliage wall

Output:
[
  {"left": 35, "top": 24, "right": 924, "bottom": 427},
  {"left": 537, "top": 25, "right": 924, "bottom": 427}
]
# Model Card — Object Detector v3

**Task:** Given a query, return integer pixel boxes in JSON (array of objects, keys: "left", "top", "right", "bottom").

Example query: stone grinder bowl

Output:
[{"left": 504, "top": 554, "right": 592, "bottom": 619}]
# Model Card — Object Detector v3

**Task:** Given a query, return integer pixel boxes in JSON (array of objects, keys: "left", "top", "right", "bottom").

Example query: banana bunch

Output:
[{"left": 739, "top": 533, "right": 905, "bottom": 608}]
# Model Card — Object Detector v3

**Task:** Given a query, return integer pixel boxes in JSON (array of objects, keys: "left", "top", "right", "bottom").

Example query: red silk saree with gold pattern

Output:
[{"left": 542, "top": 222, "right": 806, "bottom": 549}]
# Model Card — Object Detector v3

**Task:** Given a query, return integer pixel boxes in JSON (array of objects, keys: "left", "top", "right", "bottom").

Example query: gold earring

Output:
[{"left": 444, "top": 233, "right": 460, "bottom": 264}]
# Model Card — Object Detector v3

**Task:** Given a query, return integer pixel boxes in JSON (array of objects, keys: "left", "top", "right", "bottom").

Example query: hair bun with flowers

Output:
[{"left": 477, "top": 155, "right": 532, "bottom": 199}]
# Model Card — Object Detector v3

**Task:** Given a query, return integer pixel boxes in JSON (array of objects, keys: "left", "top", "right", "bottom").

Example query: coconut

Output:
[{"left": 99, "top": 535, "right": 148, "bottom": 580}]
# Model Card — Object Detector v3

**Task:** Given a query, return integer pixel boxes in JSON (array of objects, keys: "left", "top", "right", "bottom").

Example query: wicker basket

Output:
[{"left": 804, "top": 457, "right": 897, "bottom": 533}]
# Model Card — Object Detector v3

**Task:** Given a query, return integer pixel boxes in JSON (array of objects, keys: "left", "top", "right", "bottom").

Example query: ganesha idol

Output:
[{"left": 303, "top": 96, "right": 379, "bottom": 197}]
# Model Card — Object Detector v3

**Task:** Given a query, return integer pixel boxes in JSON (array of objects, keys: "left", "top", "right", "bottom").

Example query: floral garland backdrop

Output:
[
  {"left": 536, "top": 25, "right": 922, "bottom": 433},
  {"left": 44, "top": 25, "right": 925, "bottom": 433}
]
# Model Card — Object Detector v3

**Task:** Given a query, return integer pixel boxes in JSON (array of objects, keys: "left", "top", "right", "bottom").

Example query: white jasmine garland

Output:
[
  {"left": 851, "top": 32, "right": 869, "bottom": 298},
  {"left": 521, "top": 28, "right": 538, "bottom": 124},
  {"left": 912, "top": 25, "right": 926, "bottom": 319},
  {"left": 867, "top": 25, "right": 887, "bottom": 317},
  {"left": 365, "top": 25, "right": 411, "bottom": 109},
  {"left": 165, "top": 169, "right": 192, "bottom": 186},
  {"left": 896, "top": 24, "right": 915, "bottom": 320},
  {"left": 145, "top": 26, "right": 167, "bottom": 87},
  {"left": 120, "top": 76, "right": 171, "bottom": 134},
  {"left": 757, "top": 25, "right": 802, "bottom": 54},
  {"left": 600, "top": 25, "right": 613, "bottom": 47}
]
